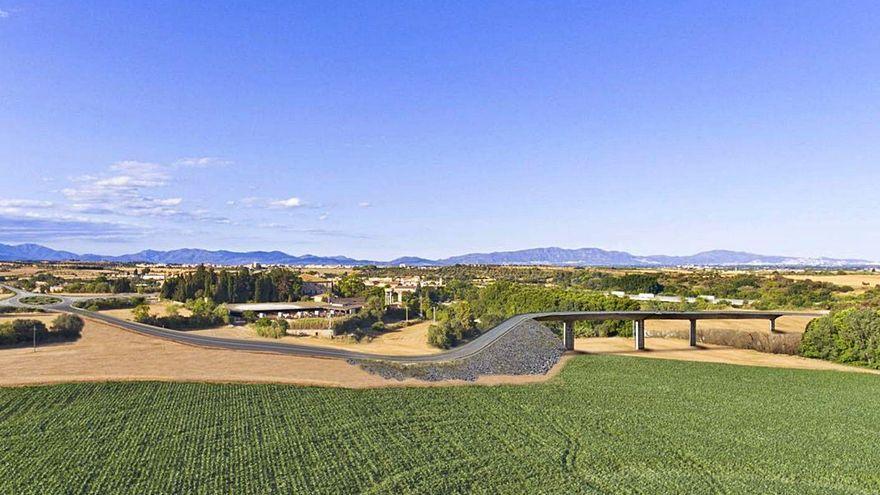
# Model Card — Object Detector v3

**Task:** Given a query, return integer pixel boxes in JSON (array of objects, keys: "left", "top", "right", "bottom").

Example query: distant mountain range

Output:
[{"left": 0, "top": 243, "right": 875, "bottom": 267}]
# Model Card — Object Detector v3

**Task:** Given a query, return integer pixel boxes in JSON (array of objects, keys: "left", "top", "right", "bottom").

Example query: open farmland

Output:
[
  {"left": 1, "top": 357, "right": 879, "bottom": 494},
  {"left": 782, "top": 272, "right": 880, "bottom": 293}
]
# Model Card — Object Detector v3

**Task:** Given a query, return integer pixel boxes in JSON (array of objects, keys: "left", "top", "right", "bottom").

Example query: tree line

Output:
[
  {"left": 0, "top": 314, "right": 84, "bottom": 347},
  {"left": 160, "top": 266, "right": 305, "bottom": 303}
]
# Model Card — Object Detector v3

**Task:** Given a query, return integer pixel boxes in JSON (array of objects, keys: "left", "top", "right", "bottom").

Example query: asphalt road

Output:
[
  {"left": 0, "top": 283, "right": 531, "bottom": 362},
  {"left": 0, "top": 284, "right": 822, "bottom": 363}
]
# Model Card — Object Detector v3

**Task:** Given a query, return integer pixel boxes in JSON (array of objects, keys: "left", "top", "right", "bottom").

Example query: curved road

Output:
[{"left": 0, "top": 284, "right": 821, "bottom": 363}]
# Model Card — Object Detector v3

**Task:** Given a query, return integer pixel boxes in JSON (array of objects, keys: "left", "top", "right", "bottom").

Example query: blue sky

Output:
[{"left": 1, "top": 1, "right": 879, "bottom": 260}]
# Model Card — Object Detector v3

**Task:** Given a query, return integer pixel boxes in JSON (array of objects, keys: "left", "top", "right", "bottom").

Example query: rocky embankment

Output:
[{"left": 351, "top": 319, "right": 564, "bottom": 381}]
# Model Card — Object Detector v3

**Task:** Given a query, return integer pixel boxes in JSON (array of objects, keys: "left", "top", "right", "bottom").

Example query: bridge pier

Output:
[
  {"left": 689, "top": 319, "right": 697, "bottom": 347},
  {"left": 769, "top": 317, "right": 777, "bottom": 333},
  {"left": 634, "top": 320, "right": 645, "bottom": 350},
  {"left": 562, "top": 321, "right": 574, "bottom": 351}
]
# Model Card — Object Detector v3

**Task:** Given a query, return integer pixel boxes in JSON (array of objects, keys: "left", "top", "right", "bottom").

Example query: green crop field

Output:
[{"left": 1, "top": 356, "right": 879, "bottom": 494}]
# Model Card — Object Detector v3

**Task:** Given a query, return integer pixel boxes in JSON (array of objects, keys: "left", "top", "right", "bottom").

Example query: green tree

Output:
[
  {"left": 362, "top": 294, "right": 385, "bottom": 320},
  {"left": 427, "top": 323, "right": 452, "bottom": 349},
  {"left": 51, "top": 314, "right": 84, "bottom": 337},
  {"left": 335, "top": 274, "right": 366, "bottom": 298}
]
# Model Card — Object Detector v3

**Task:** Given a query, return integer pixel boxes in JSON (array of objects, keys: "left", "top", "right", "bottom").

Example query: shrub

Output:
[
  {"left": 575, "top": 319, "right": 630, "bottom": 338},
  {"left": 74, "top": 296, "right": 146, "bottom": 311},
  {"left": 12, "top": 319, "right": 48, "bottom": 341},
  {"left": 19, "top": 296, "right": 62, "bottom": 305},
  {"left": 132, "top": 304, "right": 153, "bottom": 322},
  {"left": 51, "top": 314, "right": 84, "bottom": 338},
  {"left": 333, "top": 313, "right": 379, "bottom": 335},
  {"left": 800, "top": 309, "right": 880, "bottom": 368},
  {"left": 0, "top": 324, "right": 15, "bottom": 345},
  {"left": 0, "top": 319, "right": 51, "bottom": 346},
  {"left": 286, "top": 317, "right": 341, "bottom": 330},
  {"left": 131, "top": 301, "right": 227, "bottom": 331},
  {"left": 242, "top": 310, "right": 258, "bottom": 324},
  {"left": 427, "top": 324, "right": 452, "bottom": 349},
  {"left": 253, "top": 318, "right": 288, "bottom": 338}
]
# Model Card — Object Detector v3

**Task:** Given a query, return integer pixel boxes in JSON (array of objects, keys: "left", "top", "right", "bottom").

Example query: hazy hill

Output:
[{"left": 0, "top": 243, "right": 873, "bottom": 267}]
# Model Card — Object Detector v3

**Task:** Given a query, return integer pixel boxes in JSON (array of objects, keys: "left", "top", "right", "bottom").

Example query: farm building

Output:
[
  {"left": 301, "top": 274, "right": 334, "bottom": 295},
  {"left": 226, "top": 298, "right": 364, "bottom": 320}
]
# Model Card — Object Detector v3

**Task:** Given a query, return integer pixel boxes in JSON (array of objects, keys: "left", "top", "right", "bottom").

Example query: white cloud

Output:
[
  {"left": 0, "top": 9, "right": 9, "bottom": 18},
  {"left": 318, "top": 213, "right": 329, "bottom": 221},
  {"left": 237, "top": 197, "right": 262, "bottom": 207},
  {"left": 174, "top": 157, "right": 232, "bottom": 168},
  {"left": 60, "top": 160, "right": 227, "bottom": 221},
  {"left": 0, "top": 199, "right": 53, "bottom": 208},
  {"left": 271, "top": 197, "right": 303, "bottom": 208},
  {"left": 358, "top": 201, "right": 372, "bottom": 208}
]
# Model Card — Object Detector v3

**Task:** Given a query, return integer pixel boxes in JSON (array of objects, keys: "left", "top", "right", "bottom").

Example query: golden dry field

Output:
[
  {"left": 98, "top": 301, "right": 191, "bottom": 321},
  {"left": 190, "top": 320, "right": 441, "bottom": 356},
  {"left": 0, "top": 313, "right": 59, "bottom": 326},
  {"left": 781, "top": 272, "right": 880, "bottom": 293}
]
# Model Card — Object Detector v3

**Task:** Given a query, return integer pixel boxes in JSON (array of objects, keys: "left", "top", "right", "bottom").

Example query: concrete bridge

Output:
[{"left": 533, "top": 311, "right": 797, "bottom": 351}]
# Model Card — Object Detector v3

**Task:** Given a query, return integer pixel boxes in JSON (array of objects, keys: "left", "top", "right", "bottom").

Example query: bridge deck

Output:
[{"left": 532, "top": 311, "right": 788, "bottom": 322}]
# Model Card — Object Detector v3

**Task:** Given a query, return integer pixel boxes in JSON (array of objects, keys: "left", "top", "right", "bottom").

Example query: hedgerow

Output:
[{"left": 74, "top": 296, "right": 146, "bottom": 311}]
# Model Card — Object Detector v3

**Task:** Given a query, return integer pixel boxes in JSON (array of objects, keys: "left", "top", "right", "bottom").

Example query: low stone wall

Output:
[{"left": 350, "top": 319, "right": 564, "bottom": 382}]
